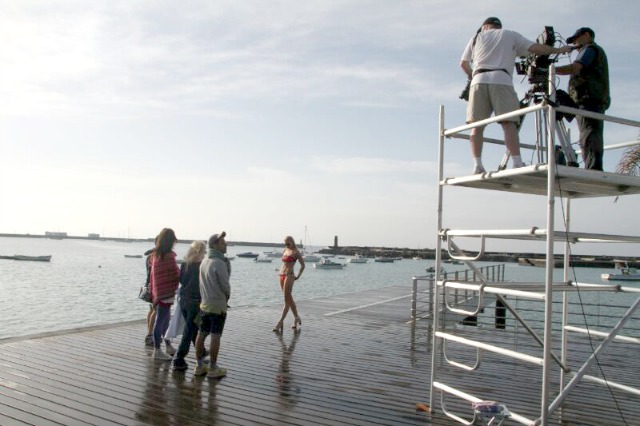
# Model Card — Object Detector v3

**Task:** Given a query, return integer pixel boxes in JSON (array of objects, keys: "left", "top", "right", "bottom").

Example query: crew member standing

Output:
[
  {"left": 556, "top": 27, "right": 610, "bottom": 171},
  {"left": 460, "top": 17, "right": 572, "bottom": 174},
  {"left": 194, "top": 231, "right": 231, "bottom": 379}
]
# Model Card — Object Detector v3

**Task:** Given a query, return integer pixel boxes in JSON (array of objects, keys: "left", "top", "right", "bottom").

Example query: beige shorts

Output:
[{"left": 466, "top": 83, "right": 520, "bottom": 123}]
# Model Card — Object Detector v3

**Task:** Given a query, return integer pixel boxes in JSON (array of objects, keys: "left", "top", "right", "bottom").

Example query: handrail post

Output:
[{"left": 411, "top": 277, "right": 418, "bottom": 319}]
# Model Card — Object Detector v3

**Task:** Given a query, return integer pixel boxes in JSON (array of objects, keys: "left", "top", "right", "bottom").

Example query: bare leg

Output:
[
  {"left": 277, "top": 276, "right": 299, "bottom": 323},
  {"left": 502, "top": 121, "right": 521, "bottom": 157},
  {"left": 470, "top": 126, "right": 485, "bottom": 158},
  {"left": 147, "top": 305, "right": 156, "bottom": 336},
  {"left": 195, "top": 331, "right": 207, "bottom": 360},
  {"left": 208, "top": 334, "right": 222, "bottom": 366}
]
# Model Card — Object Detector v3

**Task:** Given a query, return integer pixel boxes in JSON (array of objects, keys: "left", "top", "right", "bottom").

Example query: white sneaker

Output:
[
  {"left": 473, "top": 165, "right": 486, "bottom": 174},
  {"left": 194, "top": 365, "right": 208, "bottom": 377},
  {"left": 153, "top": 348, "right": 172, "bottom": 361},
  {"left": 165, "top": 342, "right": 176, "bottom": 356},
  {"left": 512, "top": 162, "right": 525, "bottom": 169},
  {"left": 207, "top": 366, "right": 227, "bottom": 379}
]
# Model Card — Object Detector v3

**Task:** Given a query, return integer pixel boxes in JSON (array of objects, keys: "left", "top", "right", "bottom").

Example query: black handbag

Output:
[
  {"left": 138, "top": 285, "right": 151, "bottom": 303},
  {"left": 138, "top": 253, "right": 153, "bottom": 302}
]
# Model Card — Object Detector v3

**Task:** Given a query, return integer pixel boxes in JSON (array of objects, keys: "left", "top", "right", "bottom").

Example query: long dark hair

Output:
[{"left": 154, "top": 228, "right": 177, "bottom": 259}]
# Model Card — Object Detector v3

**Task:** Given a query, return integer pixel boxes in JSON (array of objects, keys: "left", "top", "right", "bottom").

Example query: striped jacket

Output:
[{"left": 149, "top": 251, "right": 180, "bottom": 304}]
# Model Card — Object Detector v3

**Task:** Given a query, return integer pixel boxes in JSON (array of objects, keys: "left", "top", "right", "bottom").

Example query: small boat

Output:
[
  {"left": 13, "top": 255, "right": 52, "bottom": 262},
  {"left": 601, "top": 264, "right": 640, "bottom": 281},
  {"left": 254, "top": 257, "right": 273, "bottom": 263},
  {"left": 395, "top": 257, "right": 403, "bottom": 261},
  {"left": 237, "top": 252, "right": 259, "bottom": 259},
  {"left": 426, "top": 266, "right": 446, "bottom": 274},
  {"left": 374, "top": 257, "right": 395, "bottom": 263},
  {"left": 264, "top": 250, "right": 281, "bottom": 258},
  {"left": 303, "top": 253, "right": 322, "bottom": 262},
  {"left": 443, "top": 259, "right": 463, "bottom": 265},
  {"left": 124, "top": 254, "right": 143, "bottom": 258},
  {"left": 412, "top": 256, "right": 422, "bottom": 260},
  {"left": 314, "top": 258, "right": 346, "bottom": 269},
  {"left": 348, "top": 254, "right": 368, "bottom": 264}
]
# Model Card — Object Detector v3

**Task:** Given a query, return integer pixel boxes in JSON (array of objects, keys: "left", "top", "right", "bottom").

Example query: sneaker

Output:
[
  {"left": 165, "top": 342, "right": 176, "bottom": 356},
  {"left": 144, "top": 335, "right": 154, "bottom": 347},
  {"left": 207, "top": 366, "right": 227, "bottom": 379},
  {"left": 512, "top": 161, "right": 526, "bottom": 169},
  {"left": 172, "top": 357, "right": 188, "bottom": 371},
  {"left": 473, "top": 165, "right": 486, "bottom": 174},
  {"left": 153, "top": 348, "right": 172, "bottom": 361},
  {"left": 194, "top": 365, "right": 208, "bottom": 377}
]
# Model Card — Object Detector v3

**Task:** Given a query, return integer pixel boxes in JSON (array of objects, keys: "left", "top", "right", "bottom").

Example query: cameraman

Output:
[
  {"left": 461, "top": 17, "right": 572, "bottom": 174},
  {"left": 556, "top": 28, "right": 610, "bottom": 171}
]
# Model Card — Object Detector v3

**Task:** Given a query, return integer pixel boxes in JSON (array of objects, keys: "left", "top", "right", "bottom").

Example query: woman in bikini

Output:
[{"left": 273, "top": 236, "right": 305, "bottom": 332}]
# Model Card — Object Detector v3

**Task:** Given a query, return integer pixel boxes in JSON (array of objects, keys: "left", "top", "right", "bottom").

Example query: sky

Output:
[{"left": 1, "top": 1, "right": 640, "bottom": 255}]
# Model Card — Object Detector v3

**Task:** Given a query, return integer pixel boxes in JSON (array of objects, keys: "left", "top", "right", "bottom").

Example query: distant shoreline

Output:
[
  {"left": 0, "top": 232, "right": 284, "bottom": 248},
  {"left": 2, "top": 232, "right": 636, "bottom": 268}
]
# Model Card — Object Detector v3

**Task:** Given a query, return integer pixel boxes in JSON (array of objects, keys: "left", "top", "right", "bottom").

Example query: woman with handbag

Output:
[{"left": 148, "top": 228, "right": 181, "bottom": 361}]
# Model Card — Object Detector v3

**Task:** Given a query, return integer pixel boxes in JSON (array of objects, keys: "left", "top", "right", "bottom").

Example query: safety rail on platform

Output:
[{"left": 430, "top": 64, "right": 640, "bottom": 426}]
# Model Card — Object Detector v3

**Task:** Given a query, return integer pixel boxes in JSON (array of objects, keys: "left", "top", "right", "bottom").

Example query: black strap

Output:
[
  {"left": 473, "top": 68, "right": 510, "bottom": 77},
  {"left": 470, "top": 28, "right": 510, "bottom": 78}
]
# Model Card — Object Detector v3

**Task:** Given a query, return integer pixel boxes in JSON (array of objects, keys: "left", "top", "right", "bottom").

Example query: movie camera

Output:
[{"left": 515, "top": 26, "right": 556, "bottom": 94}]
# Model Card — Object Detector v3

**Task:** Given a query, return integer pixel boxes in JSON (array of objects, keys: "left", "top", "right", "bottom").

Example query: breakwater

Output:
[{"left": 317, "top": 246, "right": 640, "bottom": 268}]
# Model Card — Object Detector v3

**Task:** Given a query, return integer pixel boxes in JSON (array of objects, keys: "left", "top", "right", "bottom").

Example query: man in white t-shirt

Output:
[{"left": 460, "top": 17, "right": 572, "bottom": 174}]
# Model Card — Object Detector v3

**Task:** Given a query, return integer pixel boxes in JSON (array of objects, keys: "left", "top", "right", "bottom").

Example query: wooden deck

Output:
[{"left": 0, "top": 285, "right": 638, "bottom": 425}]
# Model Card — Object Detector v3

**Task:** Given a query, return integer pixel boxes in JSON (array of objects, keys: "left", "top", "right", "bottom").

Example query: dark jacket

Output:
[
  {"left": 569, "top": 43, "right": 610, "bottom": 111},
  {"left": 179, "top": 261, "right": 202, "bottom": 303}
]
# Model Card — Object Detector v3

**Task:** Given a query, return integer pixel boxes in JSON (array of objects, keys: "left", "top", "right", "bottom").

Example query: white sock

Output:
[
  {"left": 473, "top": 157, "right": 483, "bottom": 168},
  {"left": 512, "top": 156, "right": 524, "bottom": 167}
]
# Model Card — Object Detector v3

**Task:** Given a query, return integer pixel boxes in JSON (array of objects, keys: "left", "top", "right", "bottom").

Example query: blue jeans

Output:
[
  {"left": 175, "top": 299, "right": 200, "bottom": 360},
  {"left": 153, "top": 303, "right": 171, "bottom": 349}
]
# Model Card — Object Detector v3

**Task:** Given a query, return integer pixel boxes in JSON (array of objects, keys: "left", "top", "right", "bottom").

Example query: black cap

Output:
[
  {"left": 567, "top": 27, "right": 594, "bottom": 44},
  {"left": 482, "top": 17, "right": 502, "bottom": 28}
]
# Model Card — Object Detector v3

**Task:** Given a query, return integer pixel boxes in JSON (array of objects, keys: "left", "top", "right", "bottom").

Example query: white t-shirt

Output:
[{"left": 461, "top": 29, "right": 534, "bottom": 86}]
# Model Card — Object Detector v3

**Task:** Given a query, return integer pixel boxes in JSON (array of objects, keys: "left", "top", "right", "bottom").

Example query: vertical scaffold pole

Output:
[
  {"left": 430, "top": 105, "right": 446, "bottom": 412},
  {"left": 541, "top": 65, "right": 558, "bottom": 425}
]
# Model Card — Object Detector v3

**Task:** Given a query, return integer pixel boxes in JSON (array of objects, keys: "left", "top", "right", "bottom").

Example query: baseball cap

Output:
[
  {"left": 567, "top": 27, "right": 594, "bottom": 44},
  {"left": 483, "top": 17, "right": 502, "bottom": 28},
  {"left": 208, "top": 231, "right": 227, "bottom": 247}
]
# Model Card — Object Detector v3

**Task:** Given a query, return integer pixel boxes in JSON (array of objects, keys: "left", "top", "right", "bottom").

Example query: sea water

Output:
[{"left": 0, "top": 237, "right": 635, "bottom": 339}]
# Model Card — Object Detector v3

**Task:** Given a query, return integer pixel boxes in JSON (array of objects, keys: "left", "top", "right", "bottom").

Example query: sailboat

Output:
[{"left": 302, "top": 226, "right": 322, "bottom": 262}]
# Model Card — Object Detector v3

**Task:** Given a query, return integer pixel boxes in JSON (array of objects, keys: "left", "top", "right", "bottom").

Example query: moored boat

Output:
[
  {"left": 601, "top": 265, "right": 640, "bottom": 281},
  {"left": 303, "top": 253, "right": 322, "bottom": 262},
  {"left": 348, "top": 254, "right": 368, "bottom": 264},
  {"left": 314, "top": 258, "right": 346, "bottom": 269},
  {"left": 124, "top": 254, "right": 142, "bottom": 258},
  {"left": 237, "top": 252, "right": 259, "bottom": 259},
  {"left": 374, "top": 257, "right": 395, "bottom": 263},
  {"left": 254, "top": 256, "right": 273, "bottom": 263},
  {"left": 13, "top": 255, "right": 52, "bottom": 262}
]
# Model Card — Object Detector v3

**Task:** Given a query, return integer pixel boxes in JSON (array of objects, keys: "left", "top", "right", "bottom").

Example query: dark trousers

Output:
[
  {"left": 153, "top": 303, "right": 171, "bottom": 349},
  {"left": 175, "top": 299, "right": 200, "bottom": 360},
  {"left": 578, "top": 105, "right": 605, "bottom": 171}
]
